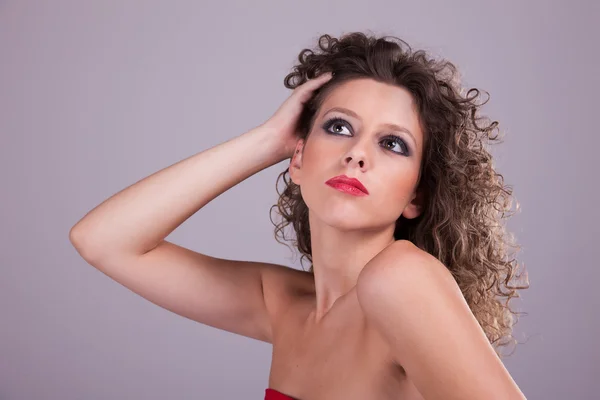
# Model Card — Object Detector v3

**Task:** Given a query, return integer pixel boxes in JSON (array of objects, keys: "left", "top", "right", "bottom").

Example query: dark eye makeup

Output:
[{"left": 321, "top": 116, "right": 411, "bottom": 156}]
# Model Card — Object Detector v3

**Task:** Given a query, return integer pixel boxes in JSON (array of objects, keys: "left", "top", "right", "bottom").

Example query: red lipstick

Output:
[{"left": 325, "top": 174, "right": 369, "bottom": 196}]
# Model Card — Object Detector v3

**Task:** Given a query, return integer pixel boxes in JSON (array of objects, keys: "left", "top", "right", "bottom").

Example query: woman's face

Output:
[{"left": 290, "top": 77, "right": 425, "bottom": 232}]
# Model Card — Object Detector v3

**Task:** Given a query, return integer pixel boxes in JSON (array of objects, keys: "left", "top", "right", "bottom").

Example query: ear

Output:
[
  {"left": 402, "top": 188, "right": 424, "bottom": 220},
  {"left": 289, "top": 139, "right": 305, "bottom": 185}
]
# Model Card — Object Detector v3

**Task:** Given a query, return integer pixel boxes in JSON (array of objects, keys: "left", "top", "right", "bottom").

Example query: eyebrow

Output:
[{"left": 323, "top": 106, "right": 417, "bottom": 146}]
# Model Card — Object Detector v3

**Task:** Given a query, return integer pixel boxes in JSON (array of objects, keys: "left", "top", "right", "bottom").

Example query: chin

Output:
[
  {"left": 303, "top": 186, "right": 382, "bottom": 229},
  {"left": 312, "top": 202, "right": 375, "bottom": 231}
]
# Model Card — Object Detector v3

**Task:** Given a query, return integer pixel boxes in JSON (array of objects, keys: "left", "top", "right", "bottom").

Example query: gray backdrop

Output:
[{"left": 1, "top": 1, "right": 598, "bottom": 399}]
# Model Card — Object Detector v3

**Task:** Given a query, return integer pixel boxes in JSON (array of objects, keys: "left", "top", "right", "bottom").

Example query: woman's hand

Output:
[{"left": 259, "top": 72, "right": 333, "bottom": 161}]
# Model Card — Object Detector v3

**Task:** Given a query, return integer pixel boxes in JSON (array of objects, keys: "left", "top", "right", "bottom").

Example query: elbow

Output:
[{"left": 69, "top": 226, "right": 103, "bottom": 263}]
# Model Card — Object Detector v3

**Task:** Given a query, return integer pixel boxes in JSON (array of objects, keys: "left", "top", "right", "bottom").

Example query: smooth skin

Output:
[{"left": 70, "top": 72, "right": 525, "bottom": 399}]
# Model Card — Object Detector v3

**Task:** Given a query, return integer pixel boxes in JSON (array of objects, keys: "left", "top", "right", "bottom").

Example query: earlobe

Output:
[
  {"left": 402, "top": 204, "right": 422, "bottom": 220},
  {"left": 402, "top": 190, "right": 424, "bottom": 220}
]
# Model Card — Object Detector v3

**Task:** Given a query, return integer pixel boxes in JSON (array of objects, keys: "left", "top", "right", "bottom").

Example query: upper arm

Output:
[
  {"left": 356, "top": 240, "right": 525, "bottom": 400},
  {"left": 72, "top": 238, "right": 294, "bottom": 343}
]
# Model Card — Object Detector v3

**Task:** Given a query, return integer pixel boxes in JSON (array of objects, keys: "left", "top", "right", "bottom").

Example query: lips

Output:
[{"left": 325, "top": 174, "right": 369, "bottom": 195}]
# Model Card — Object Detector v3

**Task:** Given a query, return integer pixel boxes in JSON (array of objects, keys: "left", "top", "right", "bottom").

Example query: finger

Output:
[
  {"left": 304, "top": 72, "right": 333, "bottom": 89},
  {"left": 294, "top": 72, "right": 333, "bottom": 98}
]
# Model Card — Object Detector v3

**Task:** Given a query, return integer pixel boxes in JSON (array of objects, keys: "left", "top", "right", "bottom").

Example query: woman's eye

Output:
[
  {"left": 326, "top": 121, "right": 351, "bottom": 136},
  {"left": 383, "top": 139, "right": 404, "bottom": 153},
  {"left": 381, "top": 137, "right": 408, "bottom": 155}
]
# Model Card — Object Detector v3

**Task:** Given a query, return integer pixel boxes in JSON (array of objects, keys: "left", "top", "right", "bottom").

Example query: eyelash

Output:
[{"left": 322, "top": 117, "right": 410, "bottom": 156}]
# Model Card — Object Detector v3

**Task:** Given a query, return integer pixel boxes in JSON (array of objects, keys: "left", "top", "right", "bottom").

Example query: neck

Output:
[{"left": 307, "top": 212, "right": 396, "bottom": 323}]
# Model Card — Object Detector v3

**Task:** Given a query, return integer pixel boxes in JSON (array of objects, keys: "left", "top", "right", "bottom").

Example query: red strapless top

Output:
[{"left": 264, "top": 388, "right": 297, "bottom": 400}]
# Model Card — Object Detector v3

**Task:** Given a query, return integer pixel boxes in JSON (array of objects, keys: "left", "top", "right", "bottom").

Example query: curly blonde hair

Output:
[{"left": 269, "top": 31, "right": 529, "bottom": 358}]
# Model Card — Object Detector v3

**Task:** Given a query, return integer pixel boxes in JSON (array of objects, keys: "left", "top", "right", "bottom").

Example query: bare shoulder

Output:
[
  {"left": 357, "top": 239, "right": 455, "bottom": 291},
  {"left": 356, "top": 239, "right": 463, "bottom": 335},
  {"left": 356, "top": 241, "right": 525, "bottom": 399}
]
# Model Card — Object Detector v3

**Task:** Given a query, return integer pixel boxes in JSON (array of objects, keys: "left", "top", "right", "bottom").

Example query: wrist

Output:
[{"left": 249, "top": 124, "right": 289, "bottom": 164}]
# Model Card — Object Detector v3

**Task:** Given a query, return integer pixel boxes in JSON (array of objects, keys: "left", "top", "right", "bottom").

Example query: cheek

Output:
[
  {"left": 372, "top": 169, "right": 419, "bottom": 212},
  {"left": 300, "top": 140, "right": 334, "bottom": 183},
  {"left": 388, "top": 179, "right": 415, "bottom": 202}
]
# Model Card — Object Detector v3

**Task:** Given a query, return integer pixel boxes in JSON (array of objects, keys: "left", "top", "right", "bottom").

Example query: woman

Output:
[{"left": 70, "top": 32, "right": 529, "bottom": 399}]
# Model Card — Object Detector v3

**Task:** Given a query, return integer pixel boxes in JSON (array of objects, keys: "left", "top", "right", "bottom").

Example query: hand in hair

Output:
[{"left": 259, "top": 71, "right": 333, "bottom": 162}]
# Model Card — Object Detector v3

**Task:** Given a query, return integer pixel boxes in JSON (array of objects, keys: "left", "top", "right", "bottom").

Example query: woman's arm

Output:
[
  {"left": 68, "top": 127, "right": 290, "bottom": 342},
  {"left": 70, "top": 126, "right": 283, "bottom": 258},
  {"left": 68, "top": 72, "right": 332, "bottom": 343},
  {"left": 69, "top": 71, "right": 333, "bottom": 258}
]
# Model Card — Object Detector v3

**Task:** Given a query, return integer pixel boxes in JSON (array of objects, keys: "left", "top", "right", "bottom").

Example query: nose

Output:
[
  {"left": 342, "top": 140, "right": 370, "bottom": 170},
  {"left": 344, "top": 155, "right": 365, "bottom": 169}
]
